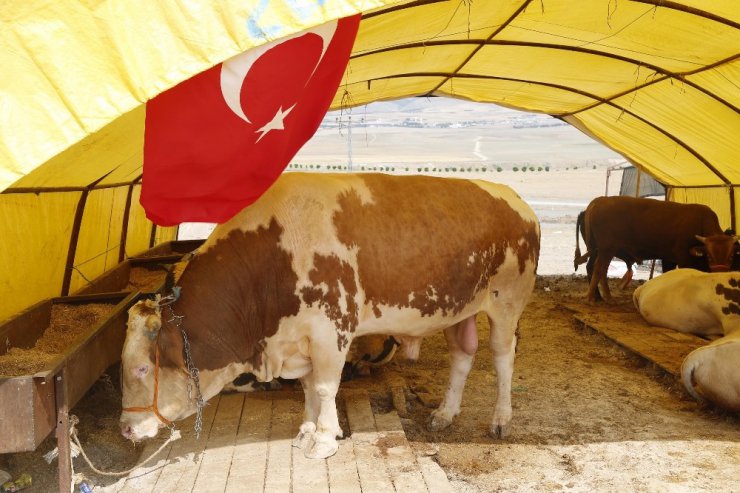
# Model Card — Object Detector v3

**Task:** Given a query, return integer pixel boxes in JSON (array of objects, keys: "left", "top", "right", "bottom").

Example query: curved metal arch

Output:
[
  {"left": 354, "top": 71, "right": 730, "bottom": 185},
  {"left": 351, "top": 41, "right": 739, "bottom": 115}
]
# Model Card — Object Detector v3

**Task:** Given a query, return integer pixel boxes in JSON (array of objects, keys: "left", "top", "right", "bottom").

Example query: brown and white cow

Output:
[
  {"left": 119, "top": 173, "right": 540, "bottom": 459},
  {"left": 579, "top": 196, "right": 738, "bottom": 303},
  {"left": 633, "top": 268, "right": 740, "bottom": 411}
]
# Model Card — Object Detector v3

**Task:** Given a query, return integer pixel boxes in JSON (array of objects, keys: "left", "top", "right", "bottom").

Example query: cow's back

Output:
[{"left": 207, "top": 172, "right": 539, "bottom": 325}]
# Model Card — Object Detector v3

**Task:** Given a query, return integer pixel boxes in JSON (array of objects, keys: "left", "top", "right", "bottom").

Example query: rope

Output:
[{"left": 68, "top": 415, "right": 181, "bottom": 477}]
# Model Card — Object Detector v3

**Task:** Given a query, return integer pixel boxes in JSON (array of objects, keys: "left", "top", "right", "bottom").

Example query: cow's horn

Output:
[{"left": 695, "top": 235, "right": 707, "bottom": 243}]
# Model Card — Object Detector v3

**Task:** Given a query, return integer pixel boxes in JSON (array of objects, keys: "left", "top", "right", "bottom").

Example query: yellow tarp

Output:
[{"left": 0, "top": 0, "right": 738, "bottom": 321}]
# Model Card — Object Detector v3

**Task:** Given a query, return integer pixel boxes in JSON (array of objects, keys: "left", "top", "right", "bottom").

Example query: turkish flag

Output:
[{"left": 141, "top": 15, "right": 360, "bottom": 226}]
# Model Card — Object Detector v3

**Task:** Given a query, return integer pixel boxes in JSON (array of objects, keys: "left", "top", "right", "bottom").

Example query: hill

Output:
[{"left": 294, "top": 97, "right": 624, "bottom": 169}]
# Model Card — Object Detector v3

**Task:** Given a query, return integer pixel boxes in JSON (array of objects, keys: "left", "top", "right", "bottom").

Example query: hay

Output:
[
  {"left": 0, "top": 303, "right": 112, "bottom": 376},
  {"left": 126, "top": 267, "right": 167, "bottom": 292}
]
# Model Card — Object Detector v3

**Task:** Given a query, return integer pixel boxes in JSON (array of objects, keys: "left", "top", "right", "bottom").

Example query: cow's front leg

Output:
[
  {"left": 429, "top": 318, "right": 476, "bottom": 431},
  {"left": 300, "top": 336, "right": 346, "bottom": 459},
  {"left": 488, "top": 310, "right": 518, "bottom": 438},
  {"left": 293, "top": 376, "right": 320, "bottom": 450}
]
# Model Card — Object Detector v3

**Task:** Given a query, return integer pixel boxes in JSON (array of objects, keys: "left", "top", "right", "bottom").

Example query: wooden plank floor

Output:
[
  {"left": 111, "top": 389, "right": 453, "bottom": 493},
  {"left": 568, "top": 308, "right": 708, "bottom": 377}
]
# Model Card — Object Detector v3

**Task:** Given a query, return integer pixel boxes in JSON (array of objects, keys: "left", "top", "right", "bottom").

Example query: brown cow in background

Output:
[{"left": 576, "top": 196, "right": 738, "bottom": 303}]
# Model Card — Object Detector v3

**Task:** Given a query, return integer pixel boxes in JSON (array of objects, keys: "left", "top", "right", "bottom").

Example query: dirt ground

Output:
[
  {"left": 2, "top": 169, "right": 739, "bottom": 491},
  {"left": 4, "top": 274, "right": 738, "bottom": 492},
  {"left": 384, "top": 276, "right": 740, "bottom": 493}
]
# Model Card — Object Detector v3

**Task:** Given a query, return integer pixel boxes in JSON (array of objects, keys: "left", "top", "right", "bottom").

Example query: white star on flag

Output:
[{"left": 256, "top": 105, "right": 296, "bottom": 142}]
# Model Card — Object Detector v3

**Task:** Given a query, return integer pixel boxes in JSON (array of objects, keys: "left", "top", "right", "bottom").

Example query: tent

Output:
[{"left": 1, "top": 0, "right": 738, "bottom": 322}]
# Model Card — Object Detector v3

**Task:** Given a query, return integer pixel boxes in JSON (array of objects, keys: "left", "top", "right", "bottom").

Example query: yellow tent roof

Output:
[{"left": 0, "top": 0, "right": 738, "bottom": 320}]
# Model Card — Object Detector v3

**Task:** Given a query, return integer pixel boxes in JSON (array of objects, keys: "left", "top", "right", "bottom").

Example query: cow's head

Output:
[
  {"left": 690, "top": 234, "right": 740, "bottom": 272},
  {"left": 119, "top": 299, "right": 194, "bottom": 441}
]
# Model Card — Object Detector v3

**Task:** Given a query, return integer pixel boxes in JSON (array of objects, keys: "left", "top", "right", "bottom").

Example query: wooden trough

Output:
[
  {"left": 0, "top": 291, "right": 138, "bottom": 490},
  {"left": 0, "top": 239, "right": 204, "bottom": 492},
  {"left": 75, "top": 239, "right": 205, "bottom": 296}
]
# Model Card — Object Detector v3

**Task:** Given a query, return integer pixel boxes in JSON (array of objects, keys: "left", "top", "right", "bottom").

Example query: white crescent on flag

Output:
[{"left": 219, "top": 20, "right": 339, "bottom": 125}]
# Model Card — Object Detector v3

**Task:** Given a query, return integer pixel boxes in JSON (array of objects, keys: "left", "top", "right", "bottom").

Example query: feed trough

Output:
[
  {"left": 75, "top": 239, "right": 205, "bottom": 296},
  {"left": 0, "top": 292, "right": 138, "bottom": 452},
  {"left": 0, "top": 291, "right": 139, "bottom": 492}
]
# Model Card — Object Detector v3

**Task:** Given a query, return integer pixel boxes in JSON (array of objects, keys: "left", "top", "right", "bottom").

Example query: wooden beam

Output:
[
  {"left": 61, "top": 190, "right": 88, "bottom": 296},
  {"left": 119, "top": 183, "right": 134, "bottom": 262}
]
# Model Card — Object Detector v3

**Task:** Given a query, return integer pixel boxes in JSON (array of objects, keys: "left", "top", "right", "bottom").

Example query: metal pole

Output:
[
  {"left": 55, "top": 369, "right": 72, "bottom": 493},
  {"left": 347, "top": 115, "right": 353, "bottom": 172}
]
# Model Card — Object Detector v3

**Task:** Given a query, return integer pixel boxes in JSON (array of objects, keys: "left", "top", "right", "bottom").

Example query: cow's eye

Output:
[{"left": 134, "top": 365, "right": 149, "bottom": 378}]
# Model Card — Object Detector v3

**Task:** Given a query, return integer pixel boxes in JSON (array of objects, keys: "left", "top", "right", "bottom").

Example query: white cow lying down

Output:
[
  {"left": 119, "top": 173, "right": 540, "bottom": 458},
  {"left": 633, "top": 268, "right": 740, "bottom": 411},
  {"left": 681, "top": 331, "right": 740, "bottom": 412}
]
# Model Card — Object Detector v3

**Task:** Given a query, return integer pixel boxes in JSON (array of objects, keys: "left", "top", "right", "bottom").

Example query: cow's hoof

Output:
[
  {"left": 428, "top": 410, "right": 453, "bottom": 432},
  {"left": 304, "top": 432, "right": 338, "bottom": 459},
  {"left": 490, "top": 420, "right": 511, "bottom": 439},
  {"left": 292, "top": 422, "right": 316, "bottom": 449}
]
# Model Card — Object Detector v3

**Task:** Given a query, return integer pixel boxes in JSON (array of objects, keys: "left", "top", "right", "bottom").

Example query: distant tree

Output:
[
  {"left": 513, "top": 167, "right": 519, "bottom": 172},
  {"left": 545, "top": 166, "right": 550, "bottom": 171},
  {"left": 497, "top": 167, "right": 503, "bottom": 172}
]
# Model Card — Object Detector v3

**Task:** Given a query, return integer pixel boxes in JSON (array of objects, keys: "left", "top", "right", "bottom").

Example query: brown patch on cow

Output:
[
  {"left": 158, "top": 219, "right": 301, "bottom": 371},
  {"left": 716, "top": 281, "right": 740, "bottom": 315},
  {"left": 132, "top": 300, "right": 158, "bottom": 319},
  {"left": 301, "top": 253, "right": 359, "bottom": 351},
  {"left": 332, "top": 175, "right": 539, "bottom": 317}
]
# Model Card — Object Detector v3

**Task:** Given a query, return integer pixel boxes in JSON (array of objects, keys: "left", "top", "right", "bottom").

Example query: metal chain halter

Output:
[{"left": 164, "top": 298, "right": 205, "bottom": 439}]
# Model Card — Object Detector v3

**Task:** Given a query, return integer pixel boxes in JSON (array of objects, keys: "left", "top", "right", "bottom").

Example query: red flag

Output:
[{"left": 141, "top": 15, "right": 360, "bottom": 226}]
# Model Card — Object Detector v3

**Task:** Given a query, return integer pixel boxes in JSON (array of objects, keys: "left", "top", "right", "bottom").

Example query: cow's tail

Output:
[
  {"left": 680, "top": 348, "right": 706, "bottom": 404},
  {"left": 574, "top": 210, "right": 587, "bottom": 271}
]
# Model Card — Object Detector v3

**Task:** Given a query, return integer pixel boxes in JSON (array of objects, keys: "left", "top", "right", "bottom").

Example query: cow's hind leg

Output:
[
  {"left": 292, "top": 376, "right": 320, "bottom": 450},
  {"left": 487, "top": 305, "right": 522, "bottom": 438},
  {"left": 429, "top": 316, "right": 478, "bottom": 431},
  {"left": 298, "top": 333, "right": 347, "bottom": 459},
  {"left": 588, "top": 253, "right": 613, "bottom": 303}
]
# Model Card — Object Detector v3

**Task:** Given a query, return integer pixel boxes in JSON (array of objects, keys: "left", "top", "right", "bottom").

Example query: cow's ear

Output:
[{"left": 690, "top": 246, "right": 706, "bottom": 257}]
